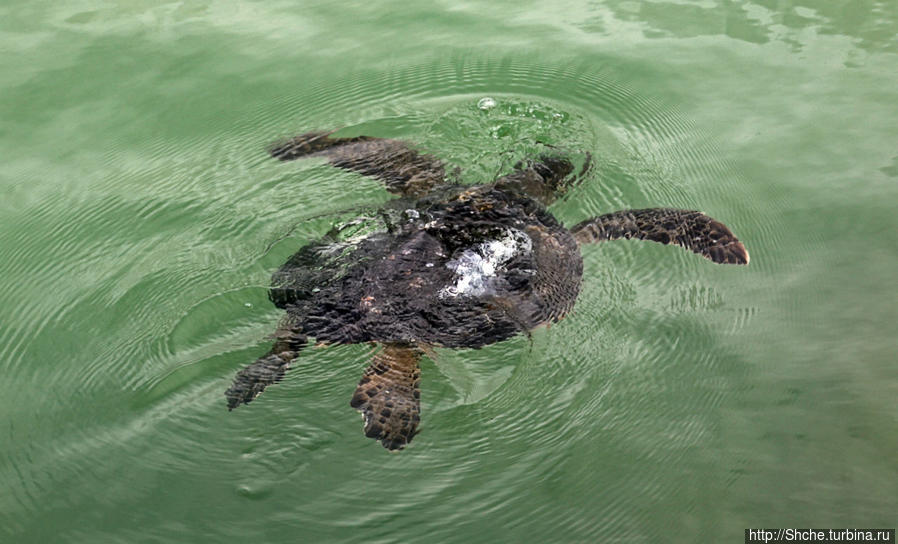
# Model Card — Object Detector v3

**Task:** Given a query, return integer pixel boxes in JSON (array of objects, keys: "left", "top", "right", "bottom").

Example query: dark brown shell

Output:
[{"left": 269, "top": 186, "right": 583, "bottom": 348}]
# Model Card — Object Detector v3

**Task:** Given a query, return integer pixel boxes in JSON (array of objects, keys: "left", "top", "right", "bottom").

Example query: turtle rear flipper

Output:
[
  {"left": 350, "top": 343, "right": 422, "bottom": 450},
  {"left": 269, "top": 131, "right": 446, "bottom": 197},
  {"left": 571, "top": 208, "right": 749, "bottom": 265},
  {"left": 225, "top": 329, "right": 307, "bottom": 410}
]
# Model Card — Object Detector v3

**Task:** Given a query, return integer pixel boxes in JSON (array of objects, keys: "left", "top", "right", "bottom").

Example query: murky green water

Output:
[{"left": 2, "top": 1, "right": 896, "bottom": 542}]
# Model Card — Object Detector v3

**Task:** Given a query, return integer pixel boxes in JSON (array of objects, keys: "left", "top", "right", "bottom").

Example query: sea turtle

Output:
[{"left": 225, "top": 130, "right": 749, "bottom": 450}]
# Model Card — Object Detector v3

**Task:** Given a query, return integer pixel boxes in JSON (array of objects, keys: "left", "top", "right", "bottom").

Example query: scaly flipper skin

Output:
[
  {"left": 225, "top": 325, "right": 307, "bottom": 410},
  {"left": 349, "top": 343, "right": 423, "bottom": 450},
  {"left": 570, "top": 208, "right": 749, "bottom": 265},
  {"left": 269, "top": 131, "right": 447, "bottom": 197}
]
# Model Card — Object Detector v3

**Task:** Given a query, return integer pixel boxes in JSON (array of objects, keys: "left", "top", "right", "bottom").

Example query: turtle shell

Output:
[{"left": 269, "top": 186, "right": 583, "bottom": 349}]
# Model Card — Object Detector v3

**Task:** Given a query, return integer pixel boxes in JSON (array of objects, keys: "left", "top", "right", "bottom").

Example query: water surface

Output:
[{"left": 1, "top": 1, "right": 896, "bottom": 542}]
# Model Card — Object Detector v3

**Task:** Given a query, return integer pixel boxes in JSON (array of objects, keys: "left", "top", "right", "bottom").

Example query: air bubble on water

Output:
[{"left": 477, "top": 97, "right": 497, "bottom": 110}]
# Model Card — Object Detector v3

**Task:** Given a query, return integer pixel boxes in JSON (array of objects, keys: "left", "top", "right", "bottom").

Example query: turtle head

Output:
[{"left": 494, "top": 155, "right": 575, "bottom": 205}]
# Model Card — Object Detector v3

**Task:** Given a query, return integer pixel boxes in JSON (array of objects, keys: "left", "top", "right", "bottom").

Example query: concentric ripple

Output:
[{"left": 2, "top": 53, "right": 767, "bottom": 542}]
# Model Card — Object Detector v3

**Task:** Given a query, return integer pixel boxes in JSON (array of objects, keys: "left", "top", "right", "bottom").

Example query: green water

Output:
[{"left": 2, "top": 1, "right": 896, "bottom": 542}]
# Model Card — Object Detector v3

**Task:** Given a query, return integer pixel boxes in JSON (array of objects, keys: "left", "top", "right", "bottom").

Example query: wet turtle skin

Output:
[{"left": 225, "top": 130, "right": 749, "bottom": 450}]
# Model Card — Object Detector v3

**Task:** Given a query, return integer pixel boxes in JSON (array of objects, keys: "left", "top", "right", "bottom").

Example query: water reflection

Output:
[{"left": 581, "top": 0, "right": 898, "bottom": 53}]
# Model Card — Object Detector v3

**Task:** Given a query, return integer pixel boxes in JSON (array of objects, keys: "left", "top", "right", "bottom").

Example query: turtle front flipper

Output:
[
  {"left": 268, "top": 131, "right": 446, "bottom": 197},
  {"left": 571, "top": 208, "right": 749, "bottom": 265},
  {"left": 350, "top": 343, "right": 423, "bottom": 450},
  {"left": 225, "top": 327, "right": 307, "bottom": 410}
]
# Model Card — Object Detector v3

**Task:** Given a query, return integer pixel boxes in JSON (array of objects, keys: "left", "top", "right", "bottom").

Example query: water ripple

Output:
[{"left": 1, "top": 53, "right": 769, "bottom": 542}]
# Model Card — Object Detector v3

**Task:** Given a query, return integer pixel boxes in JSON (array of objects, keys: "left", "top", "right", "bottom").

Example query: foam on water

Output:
[{"left": 440, "top": 228, "right": 531, "bottom": 298}]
